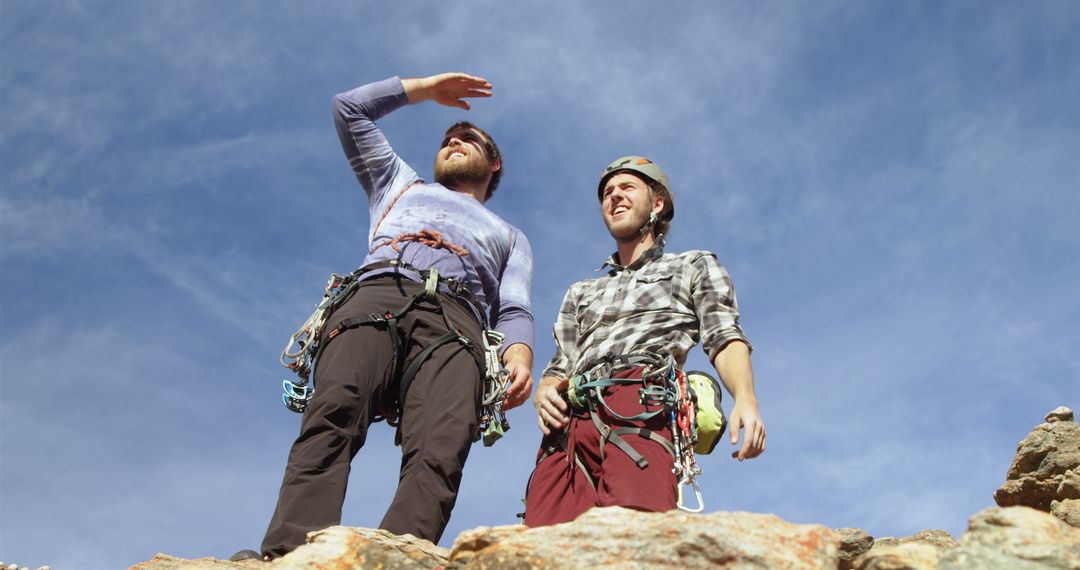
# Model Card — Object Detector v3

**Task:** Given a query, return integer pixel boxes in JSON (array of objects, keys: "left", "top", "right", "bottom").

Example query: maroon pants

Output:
[
  {"left": 523, "top": 368, "right": 677, "bottom": 526},
  {"left": 261, "top": 277, "right": 483, "bottom": 558}
]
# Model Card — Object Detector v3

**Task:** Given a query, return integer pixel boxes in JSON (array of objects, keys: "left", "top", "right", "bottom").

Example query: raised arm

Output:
[
  {"left": 331, "top": 73, "right": 493, "bottom": 212},
  {"left": 332, "top": 77, "right": 418, "bottom": 208},
  {"left": 401, "top": 73, "right": 492, "bottom": 109}
]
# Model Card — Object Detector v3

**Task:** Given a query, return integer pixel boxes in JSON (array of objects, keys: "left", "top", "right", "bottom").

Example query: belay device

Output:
[{"left": 278, "top": 262, "right": 513, "bottom": 446}]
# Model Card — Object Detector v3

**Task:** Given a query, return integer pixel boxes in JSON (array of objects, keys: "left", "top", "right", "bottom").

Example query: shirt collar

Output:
[{"left": 598, "top": 235, "right": 666, "bottom": 273}]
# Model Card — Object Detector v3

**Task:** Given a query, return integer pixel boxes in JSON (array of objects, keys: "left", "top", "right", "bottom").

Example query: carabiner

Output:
[{"left": 676, "top": 475, "right": 705, "bottom": 513}]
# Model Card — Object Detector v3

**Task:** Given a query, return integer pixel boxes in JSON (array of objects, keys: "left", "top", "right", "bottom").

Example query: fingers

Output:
[
  {"left": 502, "top": 366, "right": 533, "bottom": 411},
  {"left": 730, "top": 417, "right": 766, "bottom": 461},
  {"left": 533, "top": 387, "right": 569, "bottom": 435},
  {"left": 437, "top": 75, "right": 492, "bottom": 109}
]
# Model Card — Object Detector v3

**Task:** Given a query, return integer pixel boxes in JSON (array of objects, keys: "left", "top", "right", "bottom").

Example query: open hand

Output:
[
  {"left": 403, "top": 73, "right": 492, "bottom": 110},
  {"left": 729, "top": 399, "right": 766, "bottom": 461}
]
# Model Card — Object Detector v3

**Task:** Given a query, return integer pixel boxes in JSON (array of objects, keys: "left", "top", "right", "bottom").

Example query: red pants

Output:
[{"left": 523, "top": 368, "right": 677, "bottom": 526}]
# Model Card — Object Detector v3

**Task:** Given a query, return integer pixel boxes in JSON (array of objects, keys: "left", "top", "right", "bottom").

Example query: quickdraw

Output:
[
  {"left": 278, "top": 260, "right": 512, "bottom": 446},
  {"left": 672, "top": 368, "right": 704, "bottom": 513},
  {"left": 478, "top": 329, "right": 511, "bottom": 446},
  {"left": 566, "top": 352, "right": 713, "bottom": 512},
  {"left": 280, "top": 272, "right": 360, "bottom": 413}
]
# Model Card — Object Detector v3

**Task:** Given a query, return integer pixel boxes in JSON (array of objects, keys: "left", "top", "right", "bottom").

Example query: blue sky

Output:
[{"left": 2, "top": 2, "right": 1078, "bottom": 568}]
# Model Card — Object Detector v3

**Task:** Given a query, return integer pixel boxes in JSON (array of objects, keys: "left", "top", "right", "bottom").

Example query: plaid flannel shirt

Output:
[{"left": 542, "top": 239, "right": 751, "bottom": 379}]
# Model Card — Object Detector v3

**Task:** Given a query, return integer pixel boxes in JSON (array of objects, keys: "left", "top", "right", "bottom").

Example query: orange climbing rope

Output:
[{"left": 370, "top": 228, "right": 470, "bottom": 257}]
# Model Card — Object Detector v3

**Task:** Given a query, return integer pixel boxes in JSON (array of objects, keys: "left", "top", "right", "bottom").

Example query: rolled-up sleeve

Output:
[
  {"left": 491, "top": 226, "right": 535, "bottom": 354},
  {"left": 541, "top": 285, "right": 581, "bottom": 379},
  {"left": 691, "top": 253, "right": 752, "bottom": 360}
]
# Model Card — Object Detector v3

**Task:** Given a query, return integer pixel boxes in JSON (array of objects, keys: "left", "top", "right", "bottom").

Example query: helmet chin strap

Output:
[{"left": 637, "top": 211, "right": 658, "bottom": 236}]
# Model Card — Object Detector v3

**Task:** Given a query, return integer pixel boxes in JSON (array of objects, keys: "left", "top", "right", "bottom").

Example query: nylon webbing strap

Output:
[
  {"left": 310, "top": 268, "right": 486, "bottom": 424},
  {"left": 398, "top": 331, "right": 485, "bottom": 406},
  {"left": 592, "top": 413, "right": 649, "bottom": 469}
]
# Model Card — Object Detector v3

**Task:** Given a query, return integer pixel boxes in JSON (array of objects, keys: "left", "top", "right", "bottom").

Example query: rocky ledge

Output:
[{"left": 126, "top": 406, "right": 1079, "bottom": 569}]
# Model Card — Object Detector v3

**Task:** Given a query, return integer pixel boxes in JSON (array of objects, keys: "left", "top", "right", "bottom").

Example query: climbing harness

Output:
[
  {"left": 559, "top": 351, "right": 727, "bottom": 512},
  {"left": 278, "top": 258, "right": 512, "bottom": 446}
]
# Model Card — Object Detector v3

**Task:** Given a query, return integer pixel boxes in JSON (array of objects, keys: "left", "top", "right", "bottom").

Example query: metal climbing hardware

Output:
[
  {"left": 282, "top": 380, "right": 313, "bottom": 414},
  {"left": 562, "top": 352, "right": 724, "bottom": 512},
  {"left": 424, "top": 268, "right": 439, "bottom": 299},
  {"left": 677, "top": 470, "right": 705, "bottom": 513},
  {"left": 279, "top": 272, "right": 360, "bottom": 413},
  {"left": 276, "top": 260, "right": 515, "bottom": 450},
  {"left": 476, "top": 329, "right": 511, "bottom": 447}
]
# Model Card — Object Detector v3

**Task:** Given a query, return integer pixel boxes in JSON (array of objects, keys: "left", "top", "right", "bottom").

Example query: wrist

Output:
[
  {"left": 539, "top": 376, "right": 562, "bottom": 390},
  {"left": 501, "top": 343, "right": 533, "bottom": 366},
  {"left": 401, "top": 77, "right": 429, "bottom": 104},
  {"left": 733, "top": 395, "right": 759, "bottom": 408}
]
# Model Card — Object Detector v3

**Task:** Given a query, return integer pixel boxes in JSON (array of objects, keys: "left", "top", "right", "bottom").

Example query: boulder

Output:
[
  {"left": 994, "top": 406, "right": 1080, "bottom": 517},
  {"left": 446, "top": 506, "right": 840, "bottom": 569},
  {"left": 870, "top": 529, "right": 958, "bottom": 551},
  {"left": 853, "top": 529, "right": 958, "bottom": 570},
  {"left": 130, "top": 554, "right": 259, "bottom": 569},
  {"left": 937, "top": 506, "right": 1080, "bottom": 569},
  {"left": 1060, "top": 469, "right": 1080, "bottom": 500},
  {"left": 278, "top": 526, "right": 448, "bottom": 569},
  {"left": 1047, "top": 407, "right": 1075, "bottom": 423},
  {"left": 835, "top": 527, "right": 874, "bottom": 570},
  {"left": 130, "top": 527, "right": 448, "bottom": 570},
  {"left": 854, "top": 543, "right": 944, "bottom": 570},
  {"left": 1052, "top": 499, "right": 1080, "bottom": 528}
]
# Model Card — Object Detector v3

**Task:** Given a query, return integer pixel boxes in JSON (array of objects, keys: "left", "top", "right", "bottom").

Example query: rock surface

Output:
[
  {"left": 994, "top": 406, "right": 1080, "bottom": 526},
  {"left": 869, "top": 529, "right": 958, "bottom": 551},
  {"left": 852, "top": 529, "right": 958, "bottom": 570},
  {"left": 1053, "top": 499, "right": 1080, "bottom": 528},
  {"left": 938, "top": 506, "right": 1080, "bottom": 569},
  {"left": 855, "top": 542, "right": 945, "bottom": 570},
  {"left": 446, "top": 507, "right": 839, "bottom": 569},
  {"left": 836, "top": 527, "right": 875, "bottom": 570},
  {"left": 129, "top": 404, "right": 1080, "bottom": 569},
  {"left": 1047, "top": 407, "right": 1075, "bottom": 423},
  {"left": 130, "top": 527, "right": 448, "bottom": 570}
]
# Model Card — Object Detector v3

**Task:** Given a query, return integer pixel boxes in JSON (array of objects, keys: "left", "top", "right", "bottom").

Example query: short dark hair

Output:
[
  {"left": 444, "top": 121, "right": 502, "bottom": 201},
  {"left": 645, "top": 177, "right": 673, "bottom": 238}
]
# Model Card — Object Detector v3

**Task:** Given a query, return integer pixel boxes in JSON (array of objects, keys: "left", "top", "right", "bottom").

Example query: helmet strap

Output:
[{"left": 637, "top": 211, "right": 658, "bottom": 236}]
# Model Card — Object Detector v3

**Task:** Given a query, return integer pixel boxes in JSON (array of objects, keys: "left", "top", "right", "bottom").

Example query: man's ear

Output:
[
  {"left": 490, "top": 158, "right": 502, "bottom": 174},
  {"left": 652, "top": 193, "right": 665, "bottom": 216}
]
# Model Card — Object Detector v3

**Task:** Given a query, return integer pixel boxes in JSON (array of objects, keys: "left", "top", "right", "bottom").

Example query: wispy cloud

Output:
[{"left": 3, "top": 2, "right": 1079, "bottom": 567}]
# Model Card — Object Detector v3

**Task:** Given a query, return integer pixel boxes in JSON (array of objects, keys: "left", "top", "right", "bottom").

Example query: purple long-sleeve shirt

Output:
[{"left": 331, "top": 77, "right": 534, "bottom": 353}]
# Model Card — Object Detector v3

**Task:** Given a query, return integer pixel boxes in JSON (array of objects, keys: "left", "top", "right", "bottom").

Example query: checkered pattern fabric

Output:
[{"left": 543, "top": 240, "right": 751, "bottom": 379}]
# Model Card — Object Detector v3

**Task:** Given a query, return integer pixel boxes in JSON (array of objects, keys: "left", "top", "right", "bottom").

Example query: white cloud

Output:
[{"left": 3, "top": 2, "right": 1079, "bottom": 566}]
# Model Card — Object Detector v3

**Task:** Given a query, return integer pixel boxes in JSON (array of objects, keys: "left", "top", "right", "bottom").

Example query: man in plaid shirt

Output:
[{"left": 523, "top": 156, "right": 766, "bottom": 525}]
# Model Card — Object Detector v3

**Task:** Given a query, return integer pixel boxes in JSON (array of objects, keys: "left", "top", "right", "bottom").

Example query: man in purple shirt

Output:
[{"left": 245, "top": 73, "right": 535, "bottom": 561}]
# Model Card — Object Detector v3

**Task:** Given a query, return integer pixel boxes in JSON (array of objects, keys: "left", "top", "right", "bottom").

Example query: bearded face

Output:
[{"left": 434, "top": 127, "right": 494, "bottom": 192}]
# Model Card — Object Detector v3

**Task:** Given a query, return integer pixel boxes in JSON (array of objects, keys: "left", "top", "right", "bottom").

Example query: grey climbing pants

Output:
[{"left": 261, "top": 276, "right": 484, "bottom": 558}]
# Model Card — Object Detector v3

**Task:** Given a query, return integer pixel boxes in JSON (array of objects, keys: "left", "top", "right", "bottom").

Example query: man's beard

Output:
[
  {"left": 434, "top": 155, "right": 490, "bottom": 190},
  {"left": 604, "top": 207, "right": 651, "bottom": 242}
]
